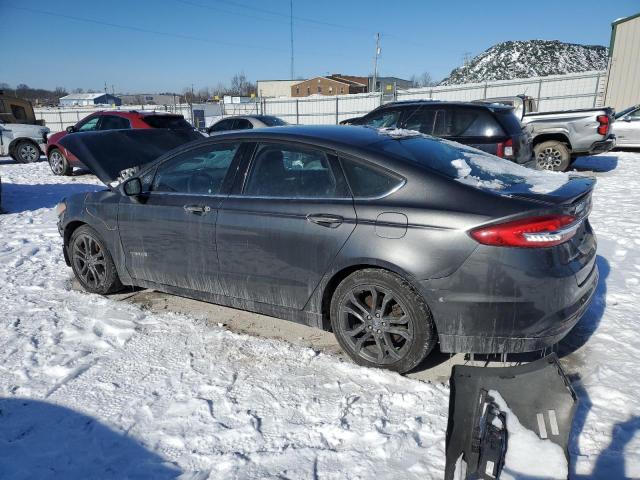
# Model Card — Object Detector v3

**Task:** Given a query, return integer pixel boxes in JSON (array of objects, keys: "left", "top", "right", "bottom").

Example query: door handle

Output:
[
  {"left": 184, "top": 205, "right": 211, "bottom": 214},
  {"left": 307, "top": 213, "right": 344, "bottom": 228}
]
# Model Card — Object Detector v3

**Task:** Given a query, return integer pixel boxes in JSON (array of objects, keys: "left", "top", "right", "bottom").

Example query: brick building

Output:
[{"left": 291, "top": 75, "right": 368, "bottom": 97}]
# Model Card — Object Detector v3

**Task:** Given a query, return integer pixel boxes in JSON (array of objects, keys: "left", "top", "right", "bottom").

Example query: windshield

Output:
[
  {"left": 257, "top": 116, "right": 287, "bottom": 126},
  {"left": 371, "top": 131, "right": 568, "bottom": 195},
  {"left": 615, "top": 106, "right": 638, "bottom": 119},
  {"left": 144, "top": 115, "right": 192, "bottom": 129}
]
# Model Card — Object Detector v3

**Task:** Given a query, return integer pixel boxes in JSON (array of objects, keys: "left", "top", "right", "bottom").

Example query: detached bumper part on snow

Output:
[{"left": 445, "top": 354, "right": 577, "bottom": 479}]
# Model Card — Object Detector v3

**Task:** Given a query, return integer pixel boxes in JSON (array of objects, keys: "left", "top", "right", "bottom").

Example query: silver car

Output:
[
  {"left": 612, "top": 105, "right": 640, "bottom": 148},
  {"left": 207, "top": 115, "right": 287, "bottom": 135}
]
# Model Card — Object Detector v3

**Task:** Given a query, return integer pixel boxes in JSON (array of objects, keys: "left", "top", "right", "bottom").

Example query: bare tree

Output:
[{"left": 410, "top": 72, "right": 436, "bottom": 88}]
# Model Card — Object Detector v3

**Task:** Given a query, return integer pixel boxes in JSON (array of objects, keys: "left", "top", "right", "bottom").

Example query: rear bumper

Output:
[
  {"left": 588, "top": 136, "right": 616, "bottom": 155},
  {"left": 437, "top": 265, "right": 598, "bottom": 353},
  {"left": 418, "top": 232, "right": 599, "bottom": 354}
]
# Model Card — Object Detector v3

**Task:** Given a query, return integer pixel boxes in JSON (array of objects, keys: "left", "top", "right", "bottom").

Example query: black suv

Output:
[{"left": 341, "top": 101, "right": 532, "bottom": 165}]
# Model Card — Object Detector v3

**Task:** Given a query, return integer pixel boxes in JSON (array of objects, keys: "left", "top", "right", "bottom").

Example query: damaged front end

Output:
[{"left": 446, "top": 354, "right": 577, "bottom": 479}]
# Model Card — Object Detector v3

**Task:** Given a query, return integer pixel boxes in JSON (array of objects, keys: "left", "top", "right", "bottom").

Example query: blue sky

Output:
[{"left": 1, "top": 0, "right": 638, "bottom": 93}]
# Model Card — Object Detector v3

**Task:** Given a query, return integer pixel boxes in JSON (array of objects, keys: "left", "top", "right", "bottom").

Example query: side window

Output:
[
  {"left": 244, "top": 144, "right": 348, "bottom": 198},
  {"left": 404, "top": 108, "right": 438, "bottom": 135},
  {"left": 234, "top": 118, "right": 253, "bottom": 130},
  {"left": 209, "top": 119, "right": 234, "bottom": 132},
  {"left": 77, "top": 116, "right": 101, "bottom": 132},
  {"left": 341, "top": 157, "right": 403, "bottom": 198},
  {"left": 99, "top": 115, "right": 131, "bottom": 130},
  {"left": 10, "top": 104, "right": 28, "bottom": 122},
  {"left": 152, "top": 143, "right": 239, "bottom": 195},
  {"left": 362, "top": 109, "right": 401, "bottom": 128}
]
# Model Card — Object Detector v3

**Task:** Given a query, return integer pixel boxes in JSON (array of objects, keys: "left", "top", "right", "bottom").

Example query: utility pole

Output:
[
  {"left": 290, "top": 0, "right": 294, "bottom": 79},
  {"left": 371, "top": 33, "right": 381, "bottom": 93}
]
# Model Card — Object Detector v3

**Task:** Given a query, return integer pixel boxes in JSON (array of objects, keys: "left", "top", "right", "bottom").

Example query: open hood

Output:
[{"left": 59, "top": 129, "right": 203, "bottom": 185}]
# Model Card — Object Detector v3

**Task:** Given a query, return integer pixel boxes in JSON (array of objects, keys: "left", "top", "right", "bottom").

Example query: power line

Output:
[{"left": 7, "top": 5, "right": 290, "bottom": 53}]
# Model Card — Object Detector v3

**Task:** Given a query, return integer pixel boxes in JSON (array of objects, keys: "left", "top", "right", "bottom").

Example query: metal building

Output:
[
  {"left": 604, "top": 13, "right": 640, "bottom": 111},
  {"left": 59, "top": 93, "right": 122, "bottom": 107},
  {"left": 256, "top": 80, "right": 300, "bottom": 98}
]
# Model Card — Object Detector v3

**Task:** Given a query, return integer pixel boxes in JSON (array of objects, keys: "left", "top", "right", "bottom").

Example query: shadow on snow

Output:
[
  {"left": 0, "top": 181, "right": 101, "bottom": 214},
  {"left": 0, "top": 398, "right": 181, "bottom": 478}
]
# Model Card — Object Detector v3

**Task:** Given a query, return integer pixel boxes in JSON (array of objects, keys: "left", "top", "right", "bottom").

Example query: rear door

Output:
[
  {"left": 216, "top": 141, "right": 357, "bottom": 309},
  {"left": 117, "top": 141, "right": 243, "bottom": 292}
]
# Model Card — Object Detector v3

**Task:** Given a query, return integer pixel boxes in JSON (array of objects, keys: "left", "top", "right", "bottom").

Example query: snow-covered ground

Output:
[{"left": 0, "top": 152, "right": 639, "bottom": 479}]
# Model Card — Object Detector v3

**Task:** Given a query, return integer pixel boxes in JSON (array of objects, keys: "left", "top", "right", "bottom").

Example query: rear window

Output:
[
  {"left": 404, "top": 107, "right": 505, "bottom": 138},
  {"left": 493, "top": 110, "right": 523, "bottom": 134},
  {"left": 144, "top": 115, "right": 192, "bottom": 129},
  {"left": 373, "top": 134, "right": 568, "bottom": 195},
  {"left": 257, "top": 116, "right": 287, "bottom": 126}
]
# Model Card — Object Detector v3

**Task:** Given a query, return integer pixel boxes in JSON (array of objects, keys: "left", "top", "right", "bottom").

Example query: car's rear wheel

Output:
[
  {"left": 534, "top": 141, "right": 571, "bottom": 172},
  {"left": 15, "top": 140, "right": 41, "bottom": 163},
  {"left": 330, "top": 269, "right": 436, "bottom": 373},
  {"left": 48, "top": 148, "right": 72, "bottom": 176},
  {"left": 69, "top": 225, "right": 122, "bottom": 294}
]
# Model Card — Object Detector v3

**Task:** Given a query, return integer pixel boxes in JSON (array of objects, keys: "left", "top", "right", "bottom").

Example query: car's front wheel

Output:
[
  {"left": 69, "top": 225, "right": 123, "bottom": 294},
  {"left": 48, "top": 148, "right": 72, "bottom": 176},
  {"left": 14, "top": 140, "right": 41, "bottom": 163},
  {"left": 330, "top": 269, "right": 436, "bottom": 373},
  {"left": 534, "top": 141, "right": 571, "bottom": 172}
]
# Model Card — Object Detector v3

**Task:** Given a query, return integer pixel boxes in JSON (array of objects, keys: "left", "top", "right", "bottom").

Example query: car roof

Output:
[
  {"left": 94, "top": 110, "right": 182, "bottom": 118},
  {"left": 377, "top": 99, "right": 514, "bottom": 112},
  {"left": 203, "top": 124, "right": 425, "bottom": 150}
]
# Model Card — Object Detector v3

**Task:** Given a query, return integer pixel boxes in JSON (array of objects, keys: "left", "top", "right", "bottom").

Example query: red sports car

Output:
[{"left": 46, "top": 110, "right": 194, "bottom": 175}]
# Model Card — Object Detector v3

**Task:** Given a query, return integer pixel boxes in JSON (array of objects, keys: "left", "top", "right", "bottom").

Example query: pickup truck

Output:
[
  {"left": 0, "top": 92, "right": 50, "bottom": 163},
  {"left": 475, "top": 96, "right": 616, "bottom": 171}
]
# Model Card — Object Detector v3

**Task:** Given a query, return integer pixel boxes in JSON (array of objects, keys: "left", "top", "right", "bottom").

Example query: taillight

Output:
[
  {"left": 496, "top": 138, "right": 514, "bottom": 158},
  {"left": 470, "top": 215, "right": 579, "bottom": 248},
  {"left": 597, "top": 115, "right": 610, "bottom": 136}
]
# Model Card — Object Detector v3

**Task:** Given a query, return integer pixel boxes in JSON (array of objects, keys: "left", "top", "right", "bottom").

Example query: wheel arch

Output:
[
  {"left": 532, "top": 133, "right": 572, "bottom": 149},
  {"left": 62, "top": 220, "right": 87, "bottom": 263},
  {"left": 9, "top": 137, "right": 41, "bottom": 152},
  {"left": 318, "top": 261, "right": 430, "bottom": 331}
]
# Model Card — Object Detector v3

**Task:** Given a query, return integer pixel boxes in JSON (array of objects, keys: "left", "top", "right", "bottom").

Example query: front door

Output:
[
  {"left": 216, "top": 141, "right": 357, "bottom": 309},
  {"left": 614, "top": 107, "right": 640, "bottom": 146},
  {"left": 118, "top": 142, "right": 241, "bottom": 292}
]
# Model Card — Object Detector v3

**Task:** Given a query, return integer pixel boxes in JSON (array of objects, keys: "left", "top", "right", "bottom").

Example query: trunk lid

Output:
[{"left": 59, "top": 129, "right": 202, "bottom": 185}]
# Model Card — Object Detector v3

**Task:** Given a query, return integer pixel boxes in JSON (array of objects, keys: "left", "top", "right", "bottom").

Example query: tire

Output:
[
  {"left": 69, "top": 225, "right": 123, "bottom": 295},
  {"left": 330, "top": 269, "right": 436, "bottom": 374},
  {"left": 48, "top": 148, "right": 72, "bottom": 176},
  {"left": 534, "top": 141, "right": 571, "bottom": 172},
  {"left": 14, "top": 140, "right": 41, "bottom": 163}
]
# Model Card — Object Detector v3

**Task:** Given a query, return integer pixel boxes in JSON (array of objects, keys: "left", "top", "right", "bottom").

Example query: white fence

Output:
[
  {"left": 220, "top": 70, "right": 607, "bottom": 125},
  {"left": 34, "top": 70, "right": 607, "bottom": 131},
  {"left": 35, "top": 104, "right": 192, "bottom": 133},
  {"left": 397, "top": 70, "right": 607, "bottom": 112}
]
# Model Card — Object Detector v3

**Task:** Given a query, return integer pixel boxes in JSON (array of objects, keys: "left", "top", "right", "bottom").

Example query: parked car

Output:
[
  {"left": 56, "top": 126, "right": 598, "bottom": 373},
  {"left": 475, "top": 95, "right": 616, "bottom": 171},
  {"left": 0, "top": 92, "right": 50, "bottom": 163},
  {"left": 207, "top": 115, "right": 287, "bottom": 134},
  {"left": 612, "top": 104, "right": 640, "bottom": 148},
  {"left": 340, "top": 101, "right": 532, "bottom": 166},
  {"left": 46, "top": 110, "right": 195, "bottom": 176}
]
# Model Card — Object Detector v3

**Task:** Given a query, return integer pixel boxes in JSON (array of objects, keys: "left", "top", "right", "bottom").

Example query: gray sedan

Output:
[
  {"left": 207, "top": 115, "right": 287, "bottom": 135},
  {"left": 612, "top": 105, "right": 640, "bottom": 148}
]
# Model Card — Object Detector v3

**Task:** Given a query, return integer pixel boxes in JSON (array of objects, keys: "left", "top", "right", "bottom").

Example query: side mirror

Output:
[
  {"left": 623, "top": 117, "right": 632, "bottom": 122},
  {"left": 123, "top": 177, "right": 142, "bottom": 196},
  {"left": 66, "top": 125, "right": 76, "bottom": 133}
]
